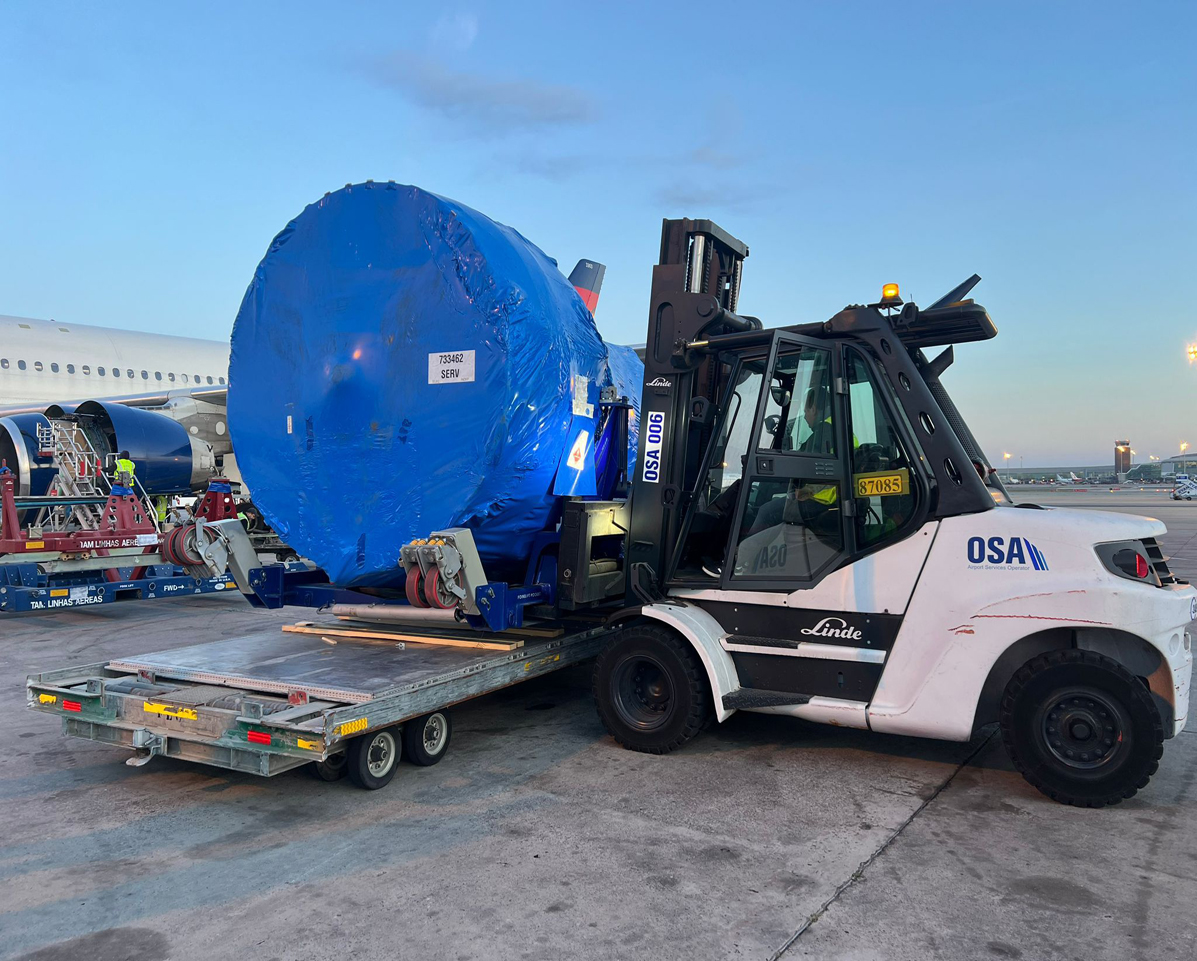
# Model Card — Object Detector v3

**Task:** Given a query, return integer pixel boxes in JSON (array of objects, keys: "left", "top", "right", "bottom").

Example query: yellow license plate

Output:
[{"left": 855, "top": 469, "right": 909, "bottom": 497}]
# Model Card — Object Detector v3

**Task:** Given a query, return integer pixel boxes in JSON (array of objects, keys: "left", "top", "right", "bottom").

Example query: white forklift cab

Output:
[{"left": 596, "top": 219, "right": 1194, "bottom": 807}]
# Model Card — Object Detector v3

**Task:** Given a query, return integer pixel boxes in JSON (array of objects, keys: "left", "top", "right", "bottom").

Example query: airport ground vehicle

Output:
[
  {"left": 0, "top": 418, "right": 238, "bottom": 612},
  {"left": 28, "top": 220, "right": 1194, "bottom": 805},
  {"left": 1171, "top": 474, "right": 1197, "bottom": 501}
]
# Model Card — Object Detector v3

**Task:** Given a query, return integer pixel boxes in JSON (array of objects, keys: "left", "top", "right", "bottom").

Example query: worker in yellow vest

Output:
[{"left": 112, "top": 450, "right": 136, "bottom": 495}]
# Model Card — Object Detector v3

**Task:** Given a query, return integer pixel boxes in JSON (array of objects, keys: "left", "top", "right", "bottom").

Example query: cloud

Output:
[
  {"left": 687, "top": 145, "right": 745, "bottom": 171},
  {"left": 653, "top": 182, "right": 776, "bottom": 213},
  {"left": 366, "top": 54, "right": 598, "bottom": 134},
  {"left": 430, "top": 13, "right": 479, "bottom": 52},
  {"left": 498, "top": 152, "right": 597, "bottom": 182}
]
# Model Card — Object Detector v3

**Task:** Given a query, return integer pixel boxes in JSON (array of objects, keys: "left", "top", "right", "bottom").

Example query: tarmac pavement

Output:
[{"left": 2, "top": 488, "right": 1194, "bottom": 960}]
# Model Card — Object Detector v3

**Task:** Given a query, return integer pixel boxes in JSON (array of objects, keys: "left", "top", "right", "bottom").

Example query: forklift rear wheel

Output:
[
  {"left": 999, "top": 649, "right": 1163, "bottom": 807},
  {"left": 311, "top": 752, "right": 348, "bottom": 781},
  {"left": 593, "top": 624, "right": 710, "bottom": 754},
  {"left": 346, "top": 727, "right": 401, "bottom": 790},
  {"left": 403, "top": 711, "right": 453, "bottom": 765}
]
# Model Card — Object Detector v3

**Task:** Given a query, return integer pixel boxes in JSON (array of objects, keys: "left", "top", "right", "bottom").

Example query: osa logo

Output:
[{"left": 967, "top": 536, "right": 1049, "bottom": 571}]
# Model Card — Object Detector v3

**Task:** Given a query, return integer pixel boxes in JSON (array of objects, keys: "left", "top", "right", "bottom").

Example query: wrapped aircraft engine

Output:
[{"left": 229, "top": 183, "right": 642, "bottom": 587}]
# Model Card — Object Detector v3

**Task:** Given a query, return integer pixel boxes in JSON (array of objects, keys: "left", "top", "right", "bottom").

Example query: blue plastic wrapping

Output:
[{"left": 229, "top": 183, "right": 642, "bottom": 587}]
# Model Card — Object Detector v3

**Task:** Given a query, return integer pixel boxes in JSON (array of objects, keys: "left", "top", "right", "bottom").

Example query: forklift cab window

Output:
[
  {"left": 731, "top": 477, "right": 844, "bottom": 577},
  {"left": 758, "top": 349, "right": 835, "bottom": 455},
  {"left": 729, "top": 344, "right": 843, "bottom": 582},
  {"left": 845, "top": 347, "right": 919, "bottom": 549},
  {"left": 674, "top": 356, "right": 765, "bottom": 578}
]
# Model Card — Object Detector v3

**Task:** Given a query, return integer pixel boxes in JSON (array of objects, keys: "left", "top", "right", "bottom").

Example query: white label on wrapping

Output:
[
  {"left": 136, "top": 534, "right": 158, "bottom": 547},
  {"left": 429, "top": 350, "right": 476, "bottom": 384},
  {"left": 572, "top": 374, "right": 593, "bottom": 417},
  {"left": 286, "top": 415, "right": 293, "bottom": 434},
  {"left": 69, "top": 587, "right": 91, "bottom": 601}
]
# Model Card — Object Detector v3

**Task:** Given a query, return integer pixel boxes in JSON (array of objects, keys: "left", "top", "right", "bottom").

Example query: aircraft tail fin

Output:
[{"left": 568, "top": 260, "right": 606, "bottom": 315}]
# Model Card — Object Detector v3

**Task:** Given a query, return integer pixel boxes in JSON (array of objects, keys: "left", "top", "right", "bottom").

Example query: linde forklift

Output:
[{"left": 28, "top": 220, "right": 1194, "bottom": 806}]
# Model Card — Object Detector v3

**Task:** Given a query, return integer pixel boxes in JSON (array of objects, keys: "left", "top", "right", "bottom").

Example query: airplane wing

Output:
[{"left": 0, "top": 386, "right": 226, "bottom": 417}]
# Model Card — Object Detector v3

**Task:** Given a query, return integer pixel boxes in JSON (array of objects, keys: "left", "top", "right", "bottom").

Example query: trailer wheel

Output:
[
  {"left": 403, "top": 711, "right": 452, "bottom": 765},
  {"left": 999, "top": 649, "right": 1164, "bottom": 807},
  {"left": 311, "top": 752, "right": 348, "bottom": 781},
  {"left": 346, "top": 727, "right": 401, "bottom": 790},
  {"left": 593, "top": 624, "right": 710, "bottom": 754}
]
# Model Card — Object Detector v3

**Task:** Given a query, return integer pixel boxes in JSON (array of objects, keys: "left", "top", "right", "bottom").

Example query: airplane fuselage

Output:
[{"left": 0, "top": 314, "right": 229, "bottom": 407}]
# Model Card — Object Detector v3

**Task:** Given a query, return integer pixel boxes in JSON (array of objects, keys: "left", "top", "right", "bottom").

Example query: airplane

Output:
[
  {"left": 0, "top": 313, "right": 229, "bottom": 409},
  {"left": 1055, "top": 472, "right": 1082, "bottom": 484}
]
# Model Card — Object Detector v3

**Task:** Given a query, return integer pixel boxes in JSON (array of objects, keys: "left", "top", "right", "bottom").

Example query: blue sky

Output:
[{"left": 1, "top": 1, "right": 1193, "bottom": 466}]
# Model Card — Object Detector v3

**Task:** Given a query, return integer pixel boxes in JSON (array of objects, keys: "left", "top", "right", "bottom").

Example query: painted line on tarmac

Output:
[{"left": 768, "top": 729, "right": 999, "bottom": 961}]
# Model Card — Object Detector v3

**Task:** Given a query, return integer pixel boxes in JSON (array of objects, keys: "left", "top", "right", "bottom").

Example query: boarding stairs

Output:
[{"left": 33, "top": 419, "right": 159, "bottom": 536}]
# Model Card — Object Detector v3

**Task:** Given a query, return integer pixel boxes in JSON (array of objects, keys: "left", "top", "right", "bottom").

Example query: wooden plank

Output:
[
  {"left": 282, "top": 622, "right": 523, "bottom": 652},
  {"left": 332, "top": 615, "right": 563, "bottom": 638}
]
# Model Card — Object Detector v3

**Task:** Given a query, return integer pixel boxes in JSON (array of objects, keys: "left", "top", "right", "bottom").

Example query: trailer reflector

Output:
[
  {"left": 296, "top": 738, "right": 319, "bottom": 751},
  {"left": 337, "top": 717, "right": 368, "bottom": 737},
  {"left": 247, "top": 730, "right": 272, "bottom": 745},
  {"left": 38, "top": 693, "right": 57, "bottom": 705},
  {"left": 143, "top": 702, "right": 198, "bottom": 721},
  {"left": 62, "top": 700, "right": 82, "bottom": 712}
]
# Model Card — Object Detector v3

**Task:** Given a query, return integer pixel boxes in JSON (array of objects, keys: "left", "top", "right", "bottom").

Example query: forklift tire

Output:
[
  {"left": 403, "top": 711, "right": 452, "bottom": 765},
  {"left": 311, "top": 752, "right": 348, "bottom": 781},
  {"left": 593, "top": 624, "right": 710, "bottom": 754},
  {"left": 346, "top": 727, "right": 401, "bottom": 790},
  {"left": 999, "top": 649, "right": 1164, "bottom": 807}
]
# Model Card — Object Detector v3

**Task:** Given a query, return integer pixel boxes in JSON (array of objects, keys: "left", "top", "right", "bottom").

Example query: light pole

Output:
[
  {"left": 1182, "top": 442, "right": 1190, "bottom": 475},
  {"left": 1003, "top": 451, "right": 1011, "bottom": 479}
]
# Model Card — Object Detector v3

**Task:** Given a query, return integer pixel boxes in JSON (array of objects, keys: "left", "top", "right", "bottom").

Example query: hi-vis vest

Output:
[
  {"left": 113, "top": 458, "right": 136, "bottom": 481},
  {"left": 809, "top": 419, "right": 859, "bottom": 506}
]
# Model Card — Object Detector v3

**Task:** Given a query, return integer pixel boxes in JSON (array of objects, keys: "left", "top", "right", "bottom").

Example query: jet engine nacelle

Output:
[
  {"left": 0, "top": 413, "right": 56, "bottom": 497},
  {"left": 41, "top": 401, "right": 216, "bottom": 494}
]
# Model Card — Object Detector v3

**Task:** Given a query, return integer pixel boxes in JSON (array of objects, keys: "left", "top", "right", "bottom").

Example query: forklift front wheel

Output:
[
  {"left": 999, "top": 649, "right": 1164, "bottom": 807},
  {"left": 593, "top": 624, "right": 711, "bottom": 755},
  {"left": 347, "top": 727, "right": 402, "bottom": 790},
  {"left": 311, "top": 752, "right": 348, "bottom": 782},
  {"left": 403, "top": 711, "right": 453, "bottom": 765}
]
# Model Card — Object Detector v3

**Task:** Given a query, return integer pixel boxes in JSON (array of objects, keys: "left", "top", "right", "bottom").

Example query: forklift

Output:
[
  {"left": 28, "top": 219, "right": 1194, "bottom": 806},
  {"left": 589, "top": 218, "right": 1194, "bottom": 807}
]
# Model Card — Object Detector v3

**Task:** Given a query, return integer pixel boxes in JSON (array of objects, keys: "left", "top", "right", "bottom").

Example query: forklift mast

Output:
[{"left": 626, "top": 219, "right": 758, "bottom": 601}]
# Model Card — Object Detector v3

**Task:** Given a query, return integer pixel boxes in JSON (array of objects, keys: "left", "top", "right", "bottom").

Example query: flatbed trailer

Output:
[{"left": 26, "top": 618, "right": 611, "bottom": 787}]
